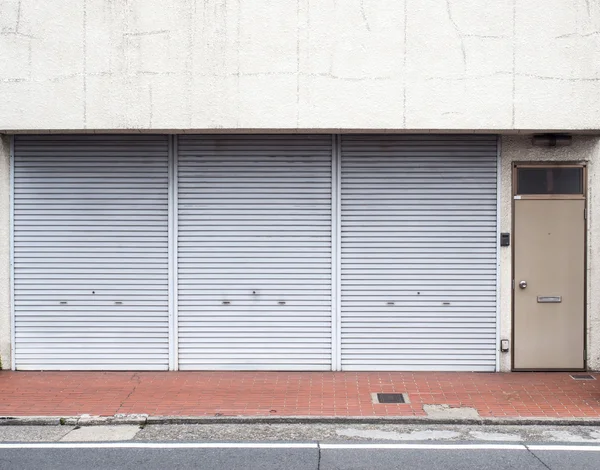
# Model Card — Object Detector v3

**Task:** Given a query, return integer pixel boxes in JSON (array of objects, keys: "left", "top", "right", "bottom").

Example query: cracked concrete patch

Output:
[
  {"left": 60, "top": 425, "right": 141, "bottom": 442},
  {"left": 422, "top": 404, "right": 480, "bottom": 419},
  {"left": 336, "top": 428, "right": 461, "bottom": 441},
  {"left": 541, "top": 430, "right": 600, "bottom": 443},
  {"left": 469, "top": 430, "right": 522, "bottom": 441}
]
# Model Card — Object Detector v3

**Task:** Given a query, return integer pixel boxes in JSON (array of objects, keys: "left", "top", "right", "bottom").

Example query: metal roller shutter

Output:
[
  {"left": 13, "top": 135, "right": 170, "bottom": 370},
  {"left": 340, "top": 135, "right": 497, "bottom": 371},
  {"left": 177, "top": 135, "right": 333, "bottom": 370}
]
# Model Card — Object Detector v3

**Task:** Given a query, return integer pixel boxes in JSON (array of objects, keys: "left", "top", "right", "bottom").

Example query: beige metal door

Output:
[{"left": 514, "top": 198, "right": 585, "bottom": 370}]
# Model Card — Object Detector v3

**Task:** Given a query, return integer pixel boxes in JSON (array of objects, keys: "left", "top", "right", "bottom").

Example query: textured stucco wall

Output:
[
  {"left": 499, "top": 135, "right": 600, "bottom": 371},
  {"left": 1, "top": 0, "right": 599, "bottom": 132},
  {"left": 0, "top": 136, "right": 10, "bottom": 369}
]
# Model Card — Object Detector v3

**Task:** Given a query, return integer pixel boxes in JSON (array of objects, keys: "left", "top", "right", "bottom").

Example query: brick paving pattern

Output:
[{"left": 0, "top": 371, "right": 599, "bottom": 418}]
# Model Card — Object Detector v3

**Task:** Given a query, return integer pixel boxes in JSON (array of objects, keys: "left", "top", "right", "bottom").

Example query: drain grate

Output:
[
  {"left": 375, "top": 393, "right": 407, "bottom": 404},
  {"left": 570, "top": 374, "right": 596, "bottom": 380}
]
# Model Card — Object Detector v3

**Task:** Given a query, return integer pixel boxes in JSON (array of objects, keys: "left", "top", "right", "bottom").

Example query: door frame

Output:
[{"left": 511, "top": 162, "right": 588, "bottom": 371}]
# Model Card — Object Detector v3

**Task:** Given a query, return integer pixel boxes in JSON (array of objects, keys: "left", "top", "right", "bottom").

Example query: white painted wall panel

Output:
[
  {"left": 177, "top": 135, "right": 332, "bottom": 370},
  {"left": 13, "top": 135, "right": 169, "bottom": 370},
  {"left": 340, "top": 135, "right": 497, "bottom": 371}
]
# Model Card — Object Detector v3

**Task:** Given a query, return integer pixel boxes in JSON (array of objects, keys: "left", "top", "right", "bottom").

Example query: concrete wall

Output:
[
  {"left": 499, "top": 135, "right": 600, "bottom": 371},
  {"left": 1, "top": 0, "right": 599, "bottom": 132},
  {"left": 0, "top": 136, "right": 10, "bottom": 369}
]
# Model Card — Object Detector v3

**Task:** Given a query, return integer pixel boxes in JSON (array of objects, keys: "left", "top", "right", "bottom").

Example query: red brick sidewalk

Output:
[{"left": 0, "top": 371, "right": 599, "bottom": 419}]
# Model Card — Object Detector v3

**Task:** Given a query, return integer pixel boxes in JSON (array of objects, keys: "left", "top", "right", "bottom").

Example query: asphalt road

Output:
[{"left": 1, "top": 443, "right": 600, "bottom": 469}]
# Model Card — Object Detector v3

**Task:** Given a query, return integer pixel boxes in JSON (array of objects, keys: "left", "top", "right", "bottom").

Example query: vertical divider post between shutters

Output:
[
  {"left": 168, "top": 135, "right": 179, "bottom": 371},
  {"left": 9, "top": 136, "right": 15, "bottom": 370},
  {"left": 495, "top": 135, "right": 502, "bottom": 372},
  {"left": 332, "top": 135, "right": 342, "bottom": 371}
]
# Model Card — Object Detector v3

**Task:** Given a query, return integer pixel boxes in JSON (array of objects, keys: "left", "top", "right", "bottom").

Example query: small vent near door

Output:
[{"left": 570, "top": 374, "right": 596, "bottom": 381}]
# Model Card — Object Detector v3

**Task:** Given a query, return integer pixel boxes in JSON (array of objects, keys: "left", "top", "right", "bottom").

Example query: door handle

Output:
[{"left": 519, "top": 280, "right": 527, "bottom": 289}]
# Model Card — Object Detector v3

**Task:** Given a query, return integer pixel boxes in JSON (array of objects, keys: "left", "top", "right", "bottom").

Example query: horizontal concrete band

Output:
[{"left": 2, "top": 1, "right": 600, "bottom": 130}]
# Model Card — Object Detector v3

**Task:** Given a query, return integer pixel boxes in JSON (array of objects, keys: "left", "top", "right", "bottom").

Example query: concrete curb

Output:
[{"left": 2, "top": 415, "right": 600, "bottom": 427}]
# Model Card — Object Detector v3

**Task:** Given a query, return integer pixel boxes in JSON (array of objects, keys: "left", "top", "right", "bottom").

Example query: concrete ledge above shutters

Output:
[
  {"left": 177, "top": 135, "right": 333, "bottom": 370},
  {"left": 13, "top": 135, "right": 170, "bottom": 371},
  {"left": 340, "top": 135, "right": 497, "bottom": 371}
]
